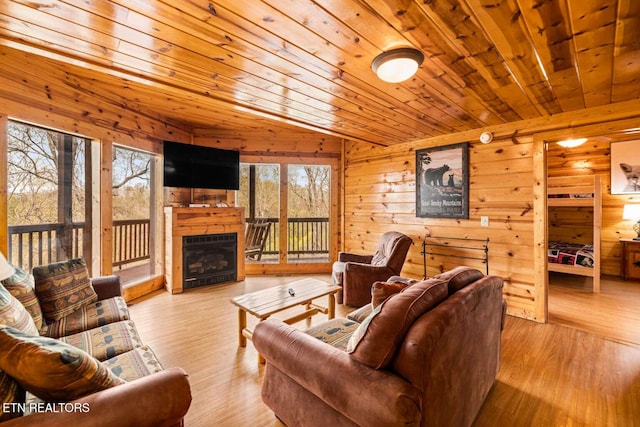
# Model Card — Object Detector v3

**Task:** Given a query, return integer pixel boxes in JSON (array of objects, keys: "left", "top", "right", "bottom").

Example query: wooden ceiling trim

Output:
[
  {"left": 612, "top": 0, "right": 640, "bottom": 102},
  {"left": 8, "top": 3, "right": 419, "bottom": 142},
  {"left": 367, "top": 0, "right": 525, "bottom": 123},
  {"left": 568, "top": 0, "right": 616, "bottom": 108},
  {"left": 0, "top": 69, "right": 191, "bottom": 144},
  {"left": 463, "top": 0, "right": 562, "bottom": 116},
  {"left": 135, "top": 0, "right": 461, "bottom": 139},
  {"left": 18, "top": 47, "right": 367, "bottom": 142},
  {"left": 514, "top": 0, "right": 585, "bottom": 112}
]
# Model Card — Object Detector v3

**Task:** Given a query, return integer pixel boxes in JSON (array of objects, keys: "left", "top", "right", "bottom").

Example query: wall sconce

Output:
[
  {"left": 622, "top": 204, "right": 640, "bottom": 240},
  {"left": 0, "top": 251, "right": 15, "bottom": 281},
  {"left": 371, "top": 48, "right": 424, "bottom": 83},
  {"left": 557, "top": 138, "right": 587, "bottom": 148}
]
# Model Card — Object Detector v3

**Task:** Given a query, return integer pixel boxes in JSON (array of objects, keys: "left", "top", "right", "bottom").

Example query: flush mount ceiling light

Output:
[
  {"left": 371, "top": 48, "right": 424, "bottom": 83},
  {"left": 557, "top": 138, "right": 587, "bottom": 148}
]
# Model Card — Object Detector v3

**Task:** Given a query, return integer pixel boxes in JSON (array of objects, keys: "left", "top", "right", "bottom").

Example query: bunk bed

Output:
[{"left": 547, "top": 175, "right": 601, "bottom": 293}]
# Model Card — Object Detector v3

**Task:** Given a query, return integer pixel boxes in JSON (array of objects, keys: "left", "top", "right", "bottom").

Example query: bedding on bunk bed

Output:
[{"left": 548, "top": 241, "right": 595, "bottom": 268}]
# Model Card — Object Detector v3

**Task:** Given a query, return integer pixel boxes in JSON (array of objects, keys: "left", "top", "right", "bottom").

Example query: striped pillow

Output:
[
  {"left": 2, "top": 266, "right": 44, "bottom": 330},
  {"left": 0, "top": 284, "right": 38, "bottom": 336}
]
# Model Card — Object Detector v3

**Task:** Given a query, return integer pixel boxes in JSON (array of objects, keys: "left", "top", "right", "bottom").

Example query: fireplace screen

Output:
[{"left": 182, "top": 233, "right": 237, "bottom": 289}]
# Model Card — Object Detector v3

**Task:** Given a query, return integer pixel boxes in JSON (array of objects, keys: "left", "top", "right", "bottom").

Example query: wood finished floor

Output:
[
  {"left": 128, "top": 274, "right": 640, "bottom": 427},
  {"left": 549, "top": 273, "right": 640, "bottom": 346}
]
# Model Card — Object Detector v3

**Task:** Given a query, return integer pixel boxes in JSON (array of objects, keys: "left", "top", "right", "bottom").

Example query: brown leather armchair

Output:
[{"left": 332, "top": 231, "right": 412, "bottom": 306}]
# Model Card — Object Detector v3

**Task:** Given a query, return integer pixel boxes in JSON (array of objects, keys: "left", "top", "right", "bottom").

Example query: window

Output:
[
  {"left": 112, "top": 145, "right": 158, "bottom": 283},
  {"left": 287, "top": 165, "right": 330, "bottom": 263},
  {"left": 237, "top": 161, "right": 333, "bottom": 269},
  {"left": 238, "top": 163, "right": 280, "bottom": 262},
  {"left": 6, "top": 121, "right": 90, "bottom": 271}
]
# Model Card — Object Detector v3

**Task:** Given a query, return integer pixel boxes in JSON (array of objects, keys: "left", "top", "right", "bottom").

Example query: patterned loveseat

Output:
[{"left": 0, "top": 258, "right": 191, "bottom": 426}]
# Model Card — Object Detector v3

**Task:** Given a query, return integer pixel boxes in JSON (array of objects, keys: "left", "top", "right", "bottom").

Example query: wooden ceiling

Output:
[{"left": 0, "top": 0, "right": 638, "bottom": 146}]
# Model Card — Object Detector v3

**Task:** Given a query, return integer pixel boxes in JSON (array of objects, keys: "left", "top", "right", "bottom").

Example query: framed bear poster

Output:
[
  {"left": 416, "top": 143, "right": 469, "bottom": 218},
  {"left": 611, "top": 140, "right": 640, "bottom": 194}
]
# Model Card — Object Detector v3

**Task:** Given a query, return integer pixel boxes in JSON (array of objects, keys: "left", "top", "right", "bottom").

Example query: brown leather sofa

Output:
[
  {"left": 332, "top": 231, "right": 412, "bottom": 306},
  {"left": 2, "top": 368, "right": 191, "bottom": 427},
  {"left": 253, "top": 267, "right": 506, "bottom": 427}
]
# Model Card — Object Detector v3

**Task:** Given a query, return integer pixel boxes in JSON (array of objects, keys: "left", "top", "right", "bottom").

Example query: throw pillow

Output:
[
  {"left": 0, "top": 284, "right": 38, "bottom": 336},
  {"left": 33, "top": 258, "right": 98, "bottom": 323},
  {"left": 346, "top": 304, "right": 373, "bottom": 323},
  {"left": 371, "top": 281, "right": 407, "bottom": 308},
  {"left": 2, "top": 266, "right": 44, "bottom": 330},
  {"left": 434, "top": 266, "right": 484, "bottom": 294},
  {"left": 0, "top": 325, "right": 125, "bottom": 401},
  {"left": 347, "top": 278, "right": 448, "bottom": 369}
]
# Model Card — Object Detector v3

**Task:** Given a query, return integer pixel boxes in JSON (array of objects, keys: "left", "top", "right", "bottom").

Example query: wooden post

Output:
[{"left": 532, "top": 136, "right": 547, "bottom": 323}]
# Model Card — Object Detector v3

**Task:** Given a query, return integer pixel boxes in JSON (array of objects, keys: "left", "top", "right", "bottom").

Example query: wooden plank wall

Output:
[
  {"left": 344, "top": 107, "right": 640, "bottom": 322},
  {"left": 344, "top": 135, "right": 539, "bottom": 320},
  {"left": 193, "top": 128, "right": 342, "bottom": 157},
  {"left": 547, "top": 138, "right": 640, "bottom": 276}
]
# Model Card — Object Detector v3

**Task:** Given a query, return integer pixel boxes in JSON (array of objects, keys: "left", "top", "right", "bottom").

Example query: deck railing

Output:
[
  {"left": 7, "top": 217, "right": 329, "bottom": 271},
  {"left": 249, "top": 217, "right": 329, "bottom": 259},
  {"left": 7, "top": 219, "right": 151, "bottom": 272},
  {"left": 111, "top": 219, "right": 150, "bottom": 268}
]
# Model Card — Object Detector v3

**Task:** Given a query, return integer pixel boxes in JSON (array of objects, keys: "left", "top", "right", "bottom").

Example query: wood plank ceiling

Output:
[{"left": 0, "top": 0, "right": 638, "bottom": 146}]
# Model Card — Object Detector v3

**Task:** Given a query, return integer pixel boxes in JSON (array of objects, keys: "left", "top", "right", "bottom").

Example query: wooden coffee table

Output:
[{"left": 230, "top": 278, "right": 341, "bottom": 358}]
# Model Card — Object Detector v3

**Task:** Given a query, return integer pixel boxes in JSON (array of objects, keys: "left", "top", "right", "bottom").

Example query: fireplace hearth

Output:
[{"left": 183, "top": 233, "right": 237, "bottom": 289}]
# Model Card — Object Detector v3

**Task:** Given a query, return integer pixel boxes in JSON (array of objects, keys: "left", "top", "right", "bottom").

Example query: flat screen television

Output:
[{"left": 163, "top": 141, "right": 240, "bottom": 190}]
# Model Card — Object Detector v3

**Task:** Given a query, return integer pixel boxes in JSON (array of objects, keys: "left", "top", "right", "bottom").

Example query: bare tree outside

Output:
[
  {"left": 112, "top": 145, "right": 151, "bottom": 220},
  {"left": 288, "top": 165, "right": 330, "bottom": 218},
  {"left": 7, "top": 122, "right": 86, "bottom": 225},
  {"left": 288, "top": 165, "right": 330, "bottom": 260},
  {"left": 6, "top": 121, "right": 154, "bottom": 273},
  {"left": 237, "top": 163, "right": 280, "bottom": 219},
  {"left": 237, "top": 162, "right": 330, "bottom": 262}
]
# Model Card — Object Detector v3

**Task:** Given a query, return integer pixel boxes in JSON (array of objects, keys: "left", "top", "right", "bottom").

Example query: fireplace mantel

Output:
[{"left": 164, "top": 207, "right": 245, "bottom": 293}]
